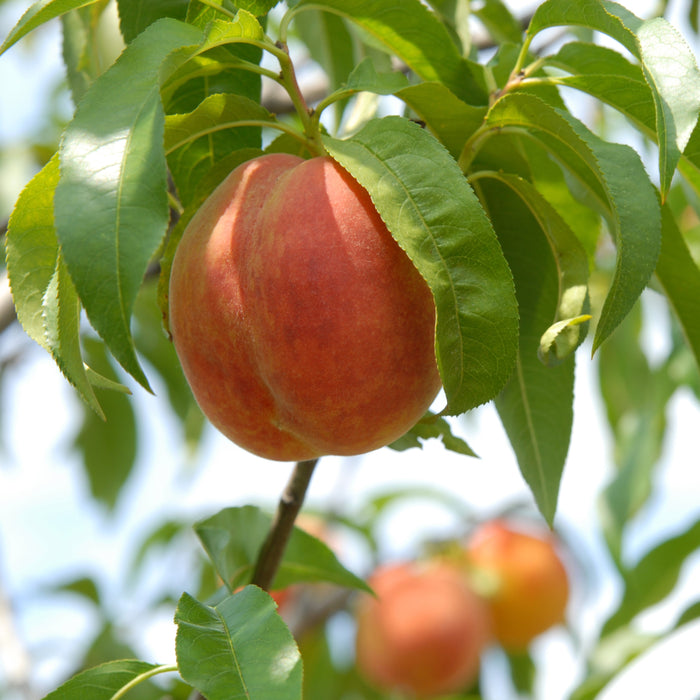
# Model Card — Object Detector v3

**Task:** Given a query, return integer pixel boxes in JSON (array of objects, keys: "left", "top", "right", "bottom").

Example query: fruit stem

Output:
[
  {"left": 251, "top": 459, "right": 319, "bottom": 591},
  {"left": 275, "top": 41, "right": 327, "bottom": 157}
]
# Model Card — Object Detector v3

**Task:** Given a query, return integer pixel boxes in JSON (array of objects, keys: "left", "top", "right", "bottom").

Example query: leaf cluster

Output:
[{"left": 2, "top": 0, "right": 700, "bottom": 697}]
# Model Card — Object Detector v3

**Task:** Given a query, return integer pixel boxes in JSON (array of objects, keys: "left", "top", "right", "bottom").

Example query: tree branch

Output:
[{"left": 251, "top": 458, "right": 319, "bottom": 591}]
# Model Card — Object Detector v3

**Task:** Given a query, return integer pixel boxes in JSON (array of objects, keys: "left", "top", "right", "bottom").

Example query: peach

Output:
[
  {"left": 355, "top": 561, "right": 491, "bottom": 698},
  {"left": 467, "top": 520, "right": 569, "bottom": 650},
  {"left": 168, "top": 154, "right": 441, "bottom": 461}
]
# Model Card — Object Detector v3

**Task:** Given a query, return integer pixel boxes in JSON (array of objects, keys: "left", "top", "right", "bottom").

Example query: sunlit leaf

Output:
[
  {"left": 5, "top": 155, "right": 107, "bottom": 418},
  {"left": 175, "top": 588, "right": 302, "bottom": 700}
]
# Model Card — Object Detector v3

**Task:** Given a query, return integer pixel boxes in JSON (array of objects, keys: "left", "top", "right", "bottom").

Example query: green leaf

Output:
[
  {"left": 473, "top": 0, "right": 523, "bottom": 45},
  {"left": 175, "top": 588, "right": 302, "bottom": 700},
  {"left": 41, "top": 659, "right": 158, "bottom": 700},
  {"left": 194, "top": 506, "right": 370, "bottom": 592},
  {"left": 133, "top": 282, "right": 205, "bottom": 449},
  {"left": 655, "top": 204, "right": 700, "bottom": 374},
  {"left": 526, "top": 0, "right": 700, "bottom": 197},
  {"left": 0, "top": 0, "right": 102, "bottom": 55},
  {"left": 74, "top": 338, "right": 138, "bottom": 510},
  {"left": 293, "top": 0, "right": 487, "bottom": 104},
  {"left": 473, "top": 171, "right": 590, "bottom": 364},
  {"left": 481, "top": 93, "right": 661, "bottom": 354},
  {"left": 55, "top": 18, "right": 203, "bottom": 391},
  {"left": 116, "top": 0, "right": 189, "bottom": 43},
  {"left": 389, "top": 413, "right": 478, "bottom": 456},
  {"left": 396, "top": 82, "right": 486, "bottom": 160},
  {"left": 5, "top": 154, "right": 108, "bottom": 418},
  {"left": 324, "top": 116, "right": 518, "bottom": 414},
  {"left": 478, "top": 179, "right": 574, "bottom": 525},
  {"left": 293, "top": 7, "right": 355, "bottom": 128},
  {"left": 344, "top": 56, "right": 409, "bottom": 94},
  {"left": 61, "top": 2, "right": 113, "bottom": 106},
  {"left": 165, "top": 93, "right": 276, "bottom": 206},
  {"left": 601, "top": 516, "right": 700, "bottom": 637}
]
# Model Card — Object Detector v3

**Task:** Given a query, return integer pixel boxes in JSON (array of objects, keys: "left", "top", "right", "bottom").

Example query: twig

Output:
[{"left": 251, "top": 459, "right": 319, "bottom": 591}]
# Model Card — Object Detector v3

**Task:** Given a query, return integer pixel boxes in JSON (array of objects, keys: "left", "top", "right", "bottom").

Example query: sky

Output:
[{"left": 1, "top": 1, "right": 700, "bottom": 699}]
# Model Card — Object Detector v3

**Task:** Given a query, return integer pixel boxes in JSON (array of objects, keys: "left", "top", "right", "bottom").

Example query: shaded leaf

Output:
[
  {"left": 396, "top": 82, "right": 486, "bottom": 160},
  {"left": 474, "top": 0, "right": 523, "bottom": 45},
  {"left": 324, "top": 116, "right": 519, "bottom": 414},
  {"left": 0, "top": 0, "right": 102, "bottom": 55},
  {"left": 41, "top": 660, "right": 158, "bottom": 700},
  {"left": 601, "top": 516, "right": 700, "bottom": 637},
  {"left": 175, "top": 588, "right": 302, "bottom": 700},
  {"left": 294, "top": 0, "right": 487, "bottom": 104},
  {"left": 389, "top": 413, "right": 478, "bottom": 456},
  {"left": 482, "top": 93, "right": 661, "bottom": 354},
  {"left": 116, "top": 0, "right": 189, "bottom": 43},
  {"left": 344, "top": 56, "right": 409, "bottom": 94},
  {"left": 473, "top": 171, "right": 590, "bottom": 364},
  {"left": 655, "top": 204, "right": 700, "bottom": 373},
  {"left": 74, "top": 338, "right": 138, "bottom": 510},
  {"left": 194, "top": 506, "right": 370, "bottom": 592},
  {"left": 164, "top": 93, "right": 276, "bottom": 207},
  {"left": 478, "top": 179, "right": 574, "bottom": 525},
  {"left": 61, "top": 1, "right": 113, "bottom": 105},
  {"left": 293, "top": 7, "right": 355, "bottom": 128}
]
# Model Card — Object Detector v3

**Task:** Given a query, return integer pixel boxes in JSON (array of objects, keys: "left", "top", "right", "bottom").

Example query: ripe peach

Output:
[
  {"left": 355, "top": 561, "right": 491, "bottom": 698},
  {"left": 168, "top": 154, "right": 440, "bottom": 461},
  {"left": 467, "top": 520, "right": 569, "bottom": 650}
]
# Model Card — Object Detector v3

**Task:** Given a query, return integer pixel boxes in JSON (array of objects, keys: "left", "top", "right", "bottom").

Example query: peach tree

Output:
[{"left": 2, "top": 0, "right": 700, "bottom": 698}]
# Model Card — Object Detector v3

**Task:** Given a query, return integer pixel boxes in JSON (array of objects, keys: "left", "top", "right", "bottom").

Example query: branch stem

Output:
[{"left": 251, "top": 459, "right": 319, "bottom": 591}]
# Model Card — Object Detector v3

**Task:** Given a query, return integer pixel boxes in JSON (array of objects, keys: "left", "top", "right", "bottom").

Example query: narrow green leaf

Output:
[
  {"left": 194, "top": 506, "right": 370, "bottom": 593},
  {"left": 601, "top": 516, "right": 700, "bottom": 637},
  {"left": 344, "top": 56, "right": 409, "bottom": 95},
  {"left": 473, "top": 171, "right": 590, "bottom": 364},
  {"left": 5, "top": 155, "right": 106, "bottom": 418},
  {"left": 596, "top": 310, "right": 675, "bottom": 567},
  {"left": 294, "top": 0, "right": 487, "bottom": 104},
  {"left": 55, "top": 18, "right": 203, "bottom": 391},
  {"left": 655, "top": 204, "right": 700, "bottom": 373},
  {"left": 61, "top": 2, "right": 114, "bottom": 106},
  {"left": 41, "top": 660, "right": 158, "bottom": 700},
  {"left": 389, "top": 413, "right": 478, "bottom": 456},
  {"left": 293, "top": 8, "right": 355, "bottom": 128},
  {"left": 396, "top": 82, "right": 486, "bottom": 160},
  {"left": 482, "top": 93, "right": 661, "bottom": 354},
  {"left": 473, "top": 0, "right": 523, "bottom": 45},
  {"left": 324, "top": 117, "right": 519, "bottom": 414},
  {"left": 175, "top": 588, "right": 302, "bottom": 700},
  {"left": 527, "top": 0, "right": 700, "bottom": 196},
  {"left": 6, "top": 155, "right": 62, "bottom": 352},
  {"left": 116, "top": 0, "right": 189, "bottom": 43},
  {"left": 0, "top": 0, "right": 101, "bottom": 54},
  {"left": 478, "top": 179, "right": 574, "bottom": 525},
  {"left": 74, "top": 338, "right": 138, "bottom": 510}
]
